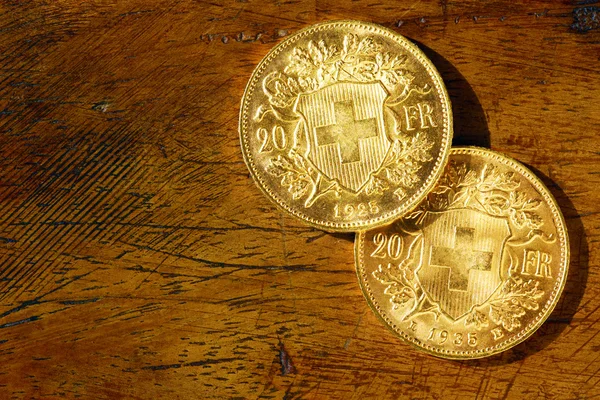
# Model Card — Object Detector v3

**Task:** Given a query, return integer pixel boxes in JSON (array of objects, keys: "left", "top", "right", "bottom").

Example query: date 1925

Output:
[{"left": 334, "top": 201, "right": 380, "bottom": 219}]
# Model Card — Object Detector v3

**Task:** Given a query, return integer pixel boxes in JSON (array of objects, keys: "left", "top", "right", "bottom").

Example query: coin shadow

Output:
[
  {"left": 455, "top": 166, "right": 588, "bottom": 367},
  {"left": 324, "top": 42, "right": 489, "bottom": 241},
  {"left": 325, "top": 44, "right": 491, "bottom": 240},
  {"left": 410, "top": 40, "right": 491, "bottom": 148},
  {"left": 329, "top": 232, "right": 355, "bottom": 243}
]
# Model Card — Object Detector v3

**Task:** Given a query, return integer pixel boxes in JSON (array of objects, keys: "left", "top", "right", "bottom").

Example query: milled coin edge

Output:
[
  {"left": 355, "top": 146, "right": 570, "bottom": 359},
  {"left": 239, "top": 19, "right": 453, "bottom": 232}
]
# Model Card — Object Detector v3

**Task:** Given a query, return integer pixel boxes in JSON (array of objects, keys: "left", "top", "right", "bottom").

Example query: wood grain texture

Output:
[{"left": 0, "top": 0, "right": 598, "bottom": 398}]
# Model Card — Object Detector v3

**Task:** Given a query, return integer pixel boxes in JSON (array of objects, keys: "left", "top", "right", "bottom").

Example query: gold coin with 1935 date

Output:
[{"left": 355, "top": 147, "right": 569, "bottom": 359}]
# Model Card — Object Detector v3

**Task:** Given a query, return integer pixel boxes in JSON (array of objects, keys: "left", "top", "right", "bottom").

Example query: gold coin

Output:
[
  {"left": 239, "top": 20, "right": 452, "bottom": 231},
  {"left": 355, "top": 147, "right": 569, "bottom": 359}
]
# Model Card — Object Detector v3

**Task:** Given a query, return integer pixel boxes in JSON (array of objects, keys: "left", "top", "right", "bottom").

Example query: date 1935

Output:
[{"left": 427, "top": 328, "right": 478, "bottom": 347}]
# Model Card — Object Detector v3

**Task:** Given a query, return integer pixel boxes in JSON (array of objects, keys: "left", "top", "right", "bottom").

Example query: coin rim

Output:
[
  {"left": 239, "top": 20, "right": 453, "bottom": 232},
  {"left": 355, "top": 146, "right": 570, "bottom": 359}
]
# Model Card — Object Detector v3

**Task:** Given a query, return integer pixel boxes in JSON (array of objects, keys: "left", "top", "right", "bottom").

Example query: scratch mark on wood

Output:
[
  {"left": 142, "top": 357, "right": 238, "bottom": 371},
  {"left": 0, "top": 315, "right": 40, "bottom": 329},
  {"left": 278, "top": 339, "right": 296, "bottom": 375},
  {"left": 142, "top": 363, "right": 181, "bottom": 371},
  {"left": 58, "top": 298, "right": 100, "bottom": 305},
  {"left": 91, "top": 101, "right": 110, "bottom": 112},
  {"left": 0, "top": 269, "right": 97, "bottom": 320},
  {"left": 121, "top": 241, "right": 316, "bottom": 272}
]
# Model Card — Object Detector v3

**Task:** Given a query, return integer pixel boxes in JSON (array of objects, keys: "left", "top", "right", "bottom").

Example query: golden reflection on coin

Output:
[
  {"left": 355, "top": 147, "right": 569, "bottom": 359},
  {"left": 239, "top": 20, "right": 452, "bottom": 231}
]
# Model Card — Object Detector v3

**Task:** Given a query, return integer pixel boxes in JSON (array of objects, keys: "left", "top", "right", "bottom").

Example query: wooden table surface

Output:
[{"left": 0, "top": 1, "right": 598, "bottom": 398}]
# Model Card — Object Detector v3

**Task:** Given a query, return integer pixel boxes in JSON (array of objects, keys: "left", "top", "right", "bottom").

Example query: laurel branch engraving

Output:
[
  {"left": 372, "top": 161, "right": 548, "bottom": 331},
  {"left": 256, "top": 34, "right": 433, "bottom": 207}
]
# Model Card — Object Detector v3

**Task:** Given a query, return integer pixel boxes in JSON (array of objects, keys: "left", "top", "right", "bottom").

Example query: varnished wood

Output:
[{"left": 0, "top": 1, "right": 598, "bottom": 398}]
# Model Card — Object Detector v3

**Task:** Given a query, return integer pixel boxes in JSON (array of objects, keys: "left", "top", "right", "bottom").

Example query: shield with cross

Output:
[
  {"left": 416, "top": 209, "right": 512, "bottom": 320},
  {"left": 293, "top": 81, "right": 391, "bottom": 192}
]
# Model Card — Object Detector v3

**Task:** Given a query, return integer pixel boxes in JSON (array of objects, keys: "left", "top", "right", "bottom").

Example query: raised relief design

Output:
[
  {"left": 372, "top": 161, "right": 554, "bottom": 332},
  {"left": 256, "top": 34, "right": 434, "bottom": 207},
  {"left": 295, "top": 82, "right": 389, "bottom": 192},
  {"left": 420, "top": 211, "right": 509, "bottom": 320},
  {"left": 522, "top": 249, "right": 553, "bottom": 278}
]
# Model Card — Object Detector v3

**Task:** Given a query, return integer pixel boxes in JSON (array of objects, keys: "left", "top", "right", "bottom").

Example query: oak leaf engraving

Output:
[
  {"left": 259, "top": 32, "right": 434, "bottom": 207},
  {"left": 420, "top": 160, "right": 546, "bottom": 234},
  {"left": 370, "top": 235, "right": 440, "bottom": 320},
  {"left": 266, "top": 153, "right": 312, "bottom": 200},
  {"left": 465, "top": 309, "right": 490, "bottom": 330},
  {"left": 260, "top": 33, "right": 427, "bottom": 122},
  {"left": 384, "top": 159, "right": 552, "bottom": 331},
  {"left": 363, "top": 175, "right": 389, "bottom": 196},
  {"left": 372, "top": 132, "right": 434, "bottom": 193},
  {"left": 487, "top": 277, "right": 544, "bottom": 332},
  {"left": 372, "top": 262, "right": 417, "bottom": 309}
]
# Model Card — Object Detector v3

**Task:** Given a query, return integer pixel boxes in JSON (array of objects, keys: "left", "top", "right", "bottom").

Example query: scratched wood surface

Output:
[{"left": 0, "top": 0, "right": 598, "bottom": 398}]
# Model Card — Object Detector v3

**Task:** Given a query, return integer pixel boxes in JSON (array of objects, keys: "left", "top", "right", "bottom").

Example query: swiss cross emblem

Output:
[
  {"left": 416, "top": 209, "right": 511, "bottom": 320},
  {"left": 430, "top": 227, "right": 494, "bottom": 291},
  {"left": 294, "top": 82, "right": 391, "bottom": 192}
]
